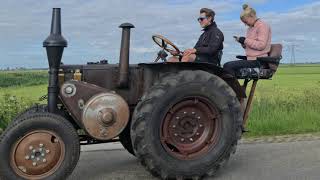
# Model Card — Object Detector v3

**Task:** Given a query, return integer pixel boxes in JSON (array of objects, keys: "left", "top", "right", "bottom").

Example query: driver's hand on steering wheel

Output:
[
  {"left": 183, "top": 48, "right": 197, "bottom": 56},
  {"left": 168, "top": 49, "right": 179, "bottom": 56}
]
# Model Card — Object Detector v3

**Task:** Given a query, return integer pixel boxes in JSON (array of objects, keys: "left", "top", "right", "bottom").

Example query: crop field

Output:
[{"left": 0, "top": 64, "right": 320, "bottom": 137}]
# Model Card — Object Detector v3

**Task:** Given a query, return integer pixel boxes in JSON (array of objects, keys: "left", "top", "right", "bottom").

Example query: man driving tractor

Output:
[{"left": 168, "top": 8, "right": 224, "bottom": 65}]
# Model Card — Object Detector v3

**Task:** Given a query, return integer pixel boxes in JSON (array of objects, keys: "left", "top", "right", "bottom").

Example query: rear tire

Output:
[
  {"left": 0, "top": 112, "right": 80, "bottom": 180},
  {"left": 119, "top": 121, "right": 135, "bottom": 156},
  {"left": 131, "top": 70, "right": 242, "bottom": 179}
]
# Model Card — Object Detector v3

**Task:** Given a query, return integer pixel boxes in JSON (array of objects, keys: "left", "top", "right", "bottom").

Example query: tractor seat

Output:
[{"left": 236, "top": 44, "right": 283, "bottom": 79}]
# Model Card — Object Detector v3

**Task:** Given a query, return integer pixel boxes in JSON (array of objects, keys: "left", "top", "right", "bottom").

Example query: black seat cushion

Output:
[
  {"left": 235, "top": 44, "right": 283, "bottom": 80},
  {"left": 235, "top": 67, "right": 274, "bottom": 79},
  {"left": 236, "top": 68, "right": 260, "bottom": 79}
]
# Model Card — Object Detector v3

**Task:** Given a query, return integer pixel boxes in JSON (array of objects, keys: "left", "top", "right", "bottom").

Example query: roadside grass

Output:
[
  {"left": 0, "top": 70, "right": 48, "bottom": 131},
  {"left": 0, "top": 84, "right": 47, "bottom": 102},
  {"left": 244, "top": 64, "right": 320, "bottom": 137},
  {"left": 0, "top": 65, "right": 320, "bottom": 137},
  {"left": 0, "top": 94, "right": 34, "bottom": 132},
  {"left": 246, "top": 89, "right": 320, "bottom": 137},
  {"left": 0, "top": 85, "right": 47, "bottom": 131}
]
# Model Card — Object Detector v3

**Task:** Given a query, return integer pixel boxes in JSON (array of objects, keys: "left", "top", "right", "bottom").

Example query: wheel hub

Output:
[
  {"left": 11, "top": 130, "right": 65, "bottom": 179},
  {"left": 161, "top": 97, "right": 221, "bottom": 160}
]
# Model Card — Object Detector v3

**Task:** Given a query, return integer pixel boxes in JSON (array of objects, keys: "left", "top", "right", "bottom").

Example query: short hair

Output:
[{"left": 200, "top": 8, "right": 215, "bottom": 22}]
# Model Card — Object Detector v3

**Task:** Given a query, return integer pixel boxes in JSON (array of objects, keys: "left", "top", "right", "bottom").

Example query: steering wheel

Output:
[{"left": 152, "top": 34, "right": 182, "bottom": 62}]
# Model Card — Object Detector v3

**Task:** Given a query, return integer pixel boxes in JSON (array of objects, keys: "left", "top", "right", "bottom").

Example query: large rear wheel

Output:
[
  {"left": 0, "top": 113, "right": 80, "bottom": 180},
  {"left": 119, "top": 121, "right": 135, "bottom": 156},
  {"left": 131, "top": 70, "right": 242, "bottom": 179}
]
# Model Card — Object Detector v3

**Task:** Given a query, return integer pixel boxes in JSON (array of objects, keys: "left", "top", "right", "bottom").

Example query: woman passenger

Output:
[{"left": 223, "top": 4, "right": 272, "bottom": 77}]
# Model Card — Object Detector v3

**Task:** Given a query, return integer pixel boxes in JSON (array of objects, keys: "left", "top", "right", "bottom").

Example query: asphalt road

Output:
[{"left": 69, "top": 139, "right": 320, "bottom": 180}]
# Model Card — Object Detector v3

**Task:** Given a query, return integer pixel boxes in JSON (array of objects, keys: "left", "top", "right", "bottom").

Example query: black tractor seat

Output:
[{"left": 236, "top": 44, "right": 283, "bottom": 80}]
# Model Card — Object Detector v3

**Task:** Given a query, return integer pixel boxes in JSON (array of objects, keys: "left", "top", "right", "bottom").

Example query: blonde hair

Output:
[{"left": 240, "top": 4, "right": 257, "bottom": 20}]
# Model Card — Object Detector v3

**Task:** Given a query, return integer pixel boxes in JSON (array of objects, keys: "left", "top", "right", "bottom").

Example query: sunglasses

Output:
[{"left": 197, "top": 16, "right": 208, "bottom": 22}]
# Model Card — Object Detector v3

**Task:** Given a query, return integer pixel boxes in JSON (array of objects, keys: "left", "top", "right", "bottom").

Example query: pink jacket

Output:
[{"left": 244, "top": 19, "right": 272, "bottom": 60}]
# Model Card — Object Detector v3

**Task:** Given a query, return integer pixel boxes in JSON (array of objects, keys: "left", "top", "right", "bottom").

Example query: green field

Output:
[
  {"left": 0, "top": 65, "right": 320, "bottom": 137},
  {"left": 246, "top": 64, "right": 320, "bottom": 136},
  {"left": 0, "top": 70, "right": 48, "bottom": 87}
]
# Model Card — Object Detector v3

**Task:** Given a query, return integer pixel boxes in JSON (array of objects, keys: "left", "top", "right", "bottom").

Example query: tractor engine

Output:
[
  {"left": 43, "top": 8, "right": 133, "bottom": 141},
  {"left": 60, "top": 81, "right": 129, "bottom": 140}
]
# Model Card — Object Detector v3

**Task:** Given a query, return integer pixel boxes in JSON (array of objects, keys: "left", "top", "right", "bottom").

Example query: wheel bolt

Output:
[
  {"left": 39, "top": 143, "right": 44, "bottom": 148},
  {"left": 174, "top": 133, "right": 178, "bottom": 136},
  {"left": 41, "top": 153, "right": 45, "bottom": 157},
  {"left": 199, "top": 124, "right": 203, "bottom": 127},
  {"left": 197, "top": 116, "right": 201, "bottom": 119},
  {"left": 32, "top": 162, "right": 37, "bottom": 166},
  {"left": 46, "top": 150, "right": 50, "bottom": 154},
  {"left": 25, "top": 155, "right": 30, "bottom": 160},
  {"left": 190, "top": 138, "right": 194, "bottom": 142},
  {"left": 183, "top": 112, "right": 187, "bottom": 114},
  {"left": 181, "top": 138, "right": 185, "bottom": 142},
  {"left": 39, "top": 148, "right": 43, "bottom": 151},
  {"left": 192, "top": 112, "right": 195, "bottom": 115},
  {"left": 32, "top": 149, "right": 36, "bottom": 153},
  {"left": 54, "top": 139, "right": 59, "bottom": 143},
  {"left": 176, "top": 117, "right": 180, "bottom": 120},
  {"left": 36, "top": 157, "right": 40, "bottom": 161},
  {"left": 43, "top": 159, "right": 47, "bottom": 163},
  {"left": 196, "top": 133, "right": 200, "bottom": 136},
  {"left": 31, "top": 155, "right": 35, "bottom": 159},
  {"left": 29, "top": 146, "right": 33, "bottom": 150}
]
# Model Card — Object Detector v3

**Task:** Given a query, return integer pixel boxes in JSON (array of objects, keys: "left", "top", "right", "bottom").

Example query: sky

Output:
[{"left": 0, "top": 0, "right": 320, "bottom": 69}]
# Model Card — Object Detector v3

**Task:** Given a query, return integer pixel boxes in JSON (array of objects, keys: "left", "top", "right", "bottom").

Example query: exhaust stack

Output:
[
  {"left": 118, "top": 23, "right": 134, "bottom": 88},
  {"left": 43, "top": 8, "right": 67, "bottom": 113}
]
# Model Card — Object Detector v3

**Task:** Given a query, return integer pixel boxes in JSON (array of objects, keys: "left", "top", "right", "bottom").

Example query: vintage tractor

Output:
[{"left": 0, "top": 8, "right": 282, "bottom": 180}]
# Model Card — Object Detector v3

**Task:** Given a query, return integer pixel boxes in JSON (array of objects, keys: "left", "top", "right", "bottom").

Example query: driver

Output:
[{"left": 168, "top": 8, "right": 224, "bottom": 65}]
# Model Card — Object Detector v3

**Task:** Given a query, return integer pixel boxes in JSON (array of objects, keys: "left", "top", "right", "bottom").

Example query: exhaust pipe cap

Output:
[
  {"left": 43, "top": 8, "right": 68, "bottom": 47},
  {"left": 119, "top": 23, "right": 135, "bottom": 29}
]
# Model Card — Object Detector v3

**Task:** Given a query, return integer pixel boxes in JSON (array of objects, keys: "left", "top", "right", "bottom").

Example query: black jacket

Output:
[{"left": 194, "top": 22, "right": 224, "bottom": 64}]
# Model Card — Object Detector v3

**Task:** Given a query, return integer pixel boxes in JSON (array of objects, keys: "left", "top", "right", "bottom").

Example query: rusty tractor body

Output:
[{"left": 0, "top": 8, "right": 282, "bottom": 180}]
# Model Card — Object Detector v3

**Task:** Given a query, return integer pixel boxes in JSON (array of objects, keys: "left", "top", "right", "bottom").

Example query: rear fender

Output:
[{"left": 139, "top": 62, "right": 245, "bottom": 99}]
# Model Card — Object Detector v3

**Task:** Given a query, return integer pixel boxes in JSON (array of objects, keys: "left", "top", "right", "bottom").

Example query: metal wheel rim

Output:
[
  {"left": 160, "top": 96, "right": 221, "bottom": 160},
  {"left": 10, "top": 130, "right": 65, "bottom": 179}
]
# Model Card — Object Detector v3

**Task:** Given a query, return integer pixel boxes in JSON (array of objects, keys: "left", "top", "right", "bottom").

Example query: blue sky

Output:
[{"left": 0, "top": 0, "right": 320, "bottom": 69}]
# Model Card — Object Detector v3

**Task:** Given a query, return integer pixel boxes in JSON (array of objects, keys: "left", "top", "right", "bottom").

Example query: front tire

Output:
[
  {"left": 0, "top": 112, "right": 80, "bottom": 180},
  {"left": 131, "top": 70, "right": 242, "bottom": 179},
  {"left": 15, "top": 104, "right": 48, "bottom": 119}
]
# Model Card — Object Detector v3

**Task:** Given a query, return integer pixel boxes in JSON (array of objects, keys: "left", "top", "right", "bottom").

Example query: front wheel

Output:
[
  {"left": 131, "top": 70, "right": 243, "bottom": 179},
  {"left": 0, "top": 112, "right": 80, "bottom": 180}
]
